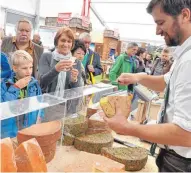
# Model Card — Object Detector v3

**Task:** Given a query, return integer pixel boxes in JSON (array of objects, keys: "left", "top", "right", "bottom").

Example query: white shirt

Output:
[{"left": 158, "top": 36, "right": 191, "bottom": 158}]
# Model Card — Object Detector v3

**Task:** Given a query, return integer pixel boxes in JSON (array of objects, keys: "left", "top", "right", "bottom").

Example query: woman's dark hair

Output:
[
  {"left": 71, "top": 39, "right": 86, "bottom": 55},
  {"left": 136, "top": 47, "right": 146, "bottom": 56},
  {"left": 147, "top": 0, "right": 191, "bottom": 21},
  {"left": 147, "top": 53, "right": 153, "bottom": 59}
]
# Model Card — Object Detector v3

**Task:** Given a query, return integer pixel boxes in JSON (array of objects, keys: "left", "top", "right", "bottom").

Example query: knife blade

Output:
[{"left": 114, "top": 138, "right": 137, "bottom": 148}]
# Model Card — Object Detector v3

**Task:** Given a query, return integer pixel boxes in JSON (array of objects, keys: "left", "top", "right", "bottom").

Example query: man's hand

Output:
[
  {"left": 15, "top": 76, "right": 31, "bottom": 89},
  {"left": 88, "top": 65, "right": 95, "bottom": 72},
  {"left": 71, "top": 68, "right": 79, "bottom": 82},
  {"left": 117, "top": 73, "right": 141, "bottom": 85}
]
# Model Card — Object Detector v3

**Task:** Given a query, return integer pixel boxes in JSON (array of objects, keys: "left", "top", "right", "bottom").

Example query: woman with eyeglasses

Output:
[{"left": 71, "top": 39, "right": 87, "bottom": 85}]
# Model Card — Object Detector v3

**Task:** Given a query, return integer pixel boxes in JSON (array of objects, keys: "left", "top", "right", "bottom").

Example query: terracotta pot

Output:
[{"left": 17, "top": 121, "right": 62, "bottom": 163}]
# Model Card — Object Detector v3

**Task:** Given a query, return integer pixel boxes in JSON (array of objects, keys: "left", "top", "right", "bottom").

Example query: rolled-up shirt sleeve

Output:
[{"left": 173, "top": 60, "right": 191, "bottom": 132}]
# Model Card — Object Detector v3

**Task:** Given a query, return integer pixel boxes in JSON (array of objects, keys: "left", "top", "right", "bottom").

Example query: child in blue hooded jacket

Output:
[
  {"left": 1, "top": 50, "right": 44, "bottom": 138},
  {"left": 1, "top": 52, "right": 12, "bottom": 79}
]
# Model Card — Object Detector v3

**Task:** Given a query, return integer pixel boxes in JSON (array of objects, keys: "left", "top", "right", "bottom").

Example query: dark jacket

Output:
[
  {"left": 1, "top": 73, "right": 43, "bottom": 138},
  {"left": 38, "top": 52, "right": 83, "bottom": 94},
  {"left": 134, "top": 56, "right": 145, "bottom": 73},
  {"left": 85, "top": 49, "right": 103, "bottom": 76},
  {"left": 151, "top": 58, "right": 173, "bottom": 75},
  {"left": 1, "top": 36, "right": 44, "bottom": 78}
]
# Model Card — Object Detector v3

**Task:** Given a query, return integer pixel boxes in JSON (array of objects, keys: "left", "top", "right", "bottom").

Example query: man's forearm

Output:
[
  {"left": 126, "top": 123, "right": 191, "bottom": 147},
  {"left": 137, "top": 73, "right": 166, "bottom": 92}
]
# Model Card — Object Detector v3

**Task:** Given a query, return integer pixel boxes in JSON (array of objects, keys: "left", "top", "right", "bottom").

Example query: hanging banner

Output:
[
  {"left": 81, "top": 0, "right": 91, "bottom": 18},
  {"left": 81, "top": 0, "right": 91, "bottom": 28},
  {"left": 57, "top": 13, "right": 72, "bottom": 26},
  {"left": 81, "top": 16, "right": 90, "bottom": 27}
]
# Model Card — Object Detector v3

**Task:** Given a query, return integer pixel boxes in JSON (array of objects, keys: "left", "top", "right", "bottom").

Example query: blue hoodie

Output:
[
  {"left": 1, "top": 52, "right": 12, "bottom": 79},
  {"left": 1, "top": 73, "right": 44, "bottom": 138}
]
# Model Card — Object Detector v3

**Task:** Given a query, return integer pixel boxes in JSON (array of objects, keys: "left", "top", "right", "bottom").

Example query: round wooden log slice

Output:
[
  {"left": 101, "top": 147, "right": 148, "bottom": 171},
  {"left": 17, "top": 121, "right": 62, "bottom": 146},
  {"left": 64, "top": 116, "right": 88, "bottom": 136},
  {"left": 74, "top": 132, "right": 114, "bottom": 154}
]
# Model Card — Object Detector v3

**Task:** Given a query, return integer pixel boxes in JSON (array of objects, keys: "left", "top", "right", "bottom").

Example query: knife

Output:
[{"left": 114, "top": 138, "right": 137, "bottom": 148}]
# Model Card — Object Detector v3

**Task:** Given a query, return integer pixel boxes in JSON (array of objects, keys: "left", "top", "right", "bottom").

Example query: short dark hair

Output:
[
  {"left": 136, "top": 47, "right": 146, "bottom": 56},
  {"left": 71, "top": 39, "right": 86, "bottom": 55},
  {"left": 147, "top": 53, "right": 153, "bottom": 59},
  {"left": 162, "top": 47, "right": 170, "bottom": 54},
  {"left": 147, "top": 0, "right": 191, "bottom": 20}
]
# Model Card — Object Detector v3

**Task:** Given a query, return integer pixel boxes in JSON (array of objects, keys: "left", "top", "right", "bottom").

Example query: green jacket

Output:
[{"left": 109, "top": 53, "right": 136, "bottom": 91}]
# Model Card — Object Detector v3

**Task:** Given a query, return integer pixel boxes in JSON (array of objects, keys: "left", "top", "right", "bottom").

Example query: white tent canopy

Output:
[{"left": 1, "top": 0, "right": 165, "bottom": 45}]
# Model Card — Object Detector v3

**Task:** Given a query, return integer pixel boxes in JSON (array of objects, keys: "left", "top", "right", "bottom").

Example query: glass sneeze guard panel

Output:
[
  {"left": 0, "top": 94, "right": 66, "bottom": 121},
  {"left": 0, "top": 83, "right": 117, "bottom": 121},
  {"left": 62, "top": 83, "right": 117, "bottom": 100}
]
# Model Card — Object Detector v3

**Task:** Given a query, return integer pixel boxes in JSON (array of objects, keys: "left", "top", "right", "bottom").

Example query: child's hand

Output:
[{"left": 15, "top": 76, "right": 31, "bottom": 89}]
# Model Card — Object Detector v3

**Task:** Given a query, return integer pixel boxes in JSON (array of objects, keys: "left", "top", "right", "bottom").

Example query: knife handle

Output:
[{"left": 114, "top": 138, "right": 124, "bottom": 145}]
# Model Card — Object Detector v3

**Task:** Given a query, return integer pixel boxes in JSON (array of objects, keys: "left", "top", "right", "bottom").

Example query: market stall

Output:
[{"left": 1, "top": 83, "right": 160, "bottom": 172}]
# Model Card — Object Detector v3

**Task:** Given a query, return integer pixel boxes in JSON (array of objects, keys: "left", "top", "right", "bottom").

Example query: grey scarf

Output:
[{"left": 52, "top": 50, "right": 72, "bottom": 98}]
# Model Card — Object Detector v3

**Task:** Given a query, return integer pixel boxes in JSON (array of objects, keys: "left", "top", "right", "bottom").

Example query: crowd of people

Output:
[
  {"left": 0, "top": 16, "right": 176, "bottom": 138},
  {"left": 109, "top": 43, "right": 173, "bottom": 91},
  {"left": 0, "top": 18, "right": 103, "bottom": 138}
]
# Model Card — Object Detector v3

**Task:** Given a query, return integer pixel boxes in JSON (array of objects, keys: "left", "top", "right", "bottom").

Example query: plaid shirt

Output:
[{"left": 12, "top": 36, "right": 34, "bottom": 57}]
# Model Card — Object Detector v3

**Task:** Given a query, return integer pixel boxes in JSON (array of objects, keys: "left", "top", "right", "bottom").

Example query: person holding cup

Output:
[{"left": 39, "top": 27, "right": 83, "bottom": 96}]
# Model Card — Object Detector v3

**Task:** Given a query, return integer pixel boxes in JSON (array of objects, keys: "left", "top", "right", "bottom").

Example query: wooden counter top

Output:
[{"left": 47, "top": 133, "right": 158, "bottom": 172}]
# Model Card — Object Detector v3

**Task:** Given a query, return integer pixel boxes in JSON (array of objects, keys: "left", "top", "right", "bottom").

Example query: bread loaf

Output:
[
  {"left": 64, "top": 115, "right": 88, "bottom": 136},
  {"left": 62, "top": 132, "right": 75, "bottom": 146},
  {"left": 74, "top": 132, "right": 113, "bottom": 154},
  {"left": 100, "top": 94, "right": 133, "bottom": 118},
  {"left": 101, "top": 147, "right": 148, "bottom": 171}
]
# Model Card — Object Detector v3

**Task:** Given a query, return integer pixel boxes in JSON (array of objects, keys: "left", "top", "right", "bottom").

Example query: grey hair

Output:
[
  {"left": 127, "top": 42, "right": 138, "bottom": 49},
  {"left": 79, "top": 32, "right": 91, "bottom": 40},
  {"left": 15, "top": 18, "right": 33, "bottom": 33}
]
